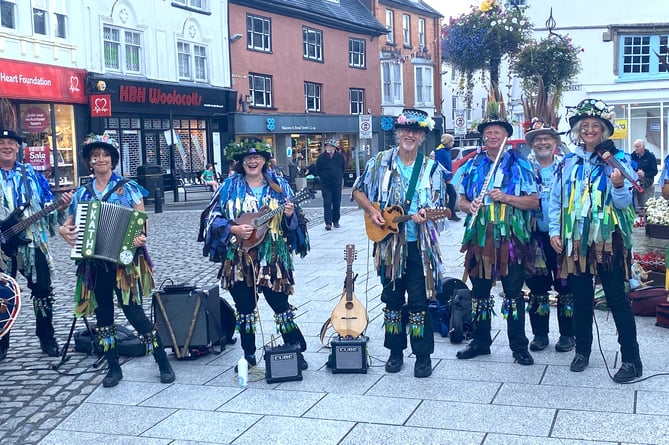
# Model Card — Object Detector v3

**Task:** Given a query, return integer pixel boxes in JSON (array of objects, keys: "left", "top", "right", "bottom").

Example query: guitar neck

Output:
[
  {"left": 345, "top": 266, "right": 353, "bottom": 301},
  {"left": 255, "top": 192, "right": 308, "bottom": 227},
  {"left": 9, "top": 199, "right": 63, "bottom": 235}
]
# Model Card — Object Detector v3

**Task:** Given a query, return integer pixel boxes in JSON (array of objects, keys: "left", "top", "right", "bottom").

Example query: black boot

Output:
[
  {"left": 414, "top": 355, "right": 432, "bottom": 378},
  {"left": 152, "top": 336, "right": 176, "bottom": 384},
  {"left": 385, "top": 350, "right": 404, "bottom": 373},
  {"left": 102, "top": 347, "right": 123, "bottom": 388},
  {"left": 35, "top": 296, "right": 59, "bottom": 357}
]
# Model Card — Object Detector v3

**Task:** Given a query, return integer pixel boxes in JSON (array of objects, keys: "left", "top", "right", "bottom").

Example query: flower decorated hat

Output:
[
  {"left": 566, "top": 98, "right": 615, "bottom": 135},
  {"left": 82, "top": 132, "right": 120, "bottom": 162},
  {"left": 477, "top": 113, "right": 513, "bottom": 138},
  {"left": 524, "top": 118, "right": 560, "bottom": 146},
  {"left": 395, "top": 108, "right": 435, "bottom": 132},
  {"left": 226, "top": 139, "right": 273, "bottom": 162}
]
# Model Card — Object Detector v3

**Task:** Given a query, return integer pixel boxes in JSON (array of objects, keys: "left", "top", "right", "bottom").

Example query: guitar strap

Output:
[
  {"left": 402, "top": 152, "right": 424, "bottom": 213},
  {"left": 84, "top": 178, "right": 130, "bottom": 202},
  {"left": 20, "top": 164, "right": 32, "bottom": 206}
]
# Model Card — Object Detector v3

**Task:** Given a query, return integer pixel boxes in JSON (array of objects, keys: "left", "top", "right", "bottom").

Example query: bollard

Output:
[{"left": 154, "top": 186, "right": 163, "bottom": 213}]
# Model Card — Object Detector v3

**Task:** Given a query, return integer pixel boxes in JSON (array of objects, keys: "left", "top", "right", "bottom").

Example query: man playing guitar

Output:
[
  {"left": 202, "top": 139, "right": 310, "bottom": 372},
  {"left": 352, "top": 109, "right": 445, "bottom": 378}
]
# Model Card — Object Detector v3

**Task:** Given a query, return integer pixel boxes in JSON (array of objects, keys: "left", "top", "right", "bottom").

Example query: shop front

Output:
[
  {"left": 0, "top": 59, "right": 88, "bottom": 192},
  {"left": 232, "top": 113, "right": 381, "bottom": 182},
  {"left": 87, "top": 75, "right": 236, "bottom": 187}
]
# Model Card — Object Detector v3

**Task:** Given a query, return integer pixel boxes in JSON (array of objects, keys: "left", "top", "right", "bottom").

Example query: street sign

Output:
[
  {"left": 454, "top": 114, "right": 466, "bottom": 135},
  {"left": 359, "top": 115, "right": 372, "bottom": 139}
]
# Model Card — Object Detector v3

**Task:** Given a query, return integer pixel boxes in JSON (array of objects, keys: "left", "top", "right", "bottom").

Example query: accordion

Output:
[{"left": 70, "top": 201, "right": 147, "bottom": 265}]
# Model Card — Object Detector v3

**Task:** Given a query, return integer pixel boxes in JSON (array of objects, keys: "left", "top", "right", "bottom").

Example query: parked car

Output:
[{"left": 450, "top": 145, "right": 480, "bottom": 173}]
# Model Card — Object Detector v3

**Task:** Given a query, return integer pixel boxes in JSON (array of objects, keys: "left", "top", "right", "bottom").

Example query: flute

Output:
[{"left": 467, "top": 137, "right": 508, "bottom": 230}]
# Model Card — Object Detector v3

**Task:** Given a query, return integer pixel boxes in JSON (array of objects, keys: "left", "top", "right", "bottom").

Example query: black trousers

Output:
[
  {"left": 381, "top": 242, "right": 434, "bottom": 356},
  {"left": 470, "top": 262, "right": 528, "bottom": 352},
  {"left": 229, "top": 283, "right": 306, "bottom": 357},
  {"left": 0, "top": 248, "right": 55, "bottom": 350},
  {"left": 567, "top": 262, "right": 640, "bottom": 362},
  {"left": 445, "top": 182, "right": 458, "bottom": 215},
  {"left": 93, "top": 264, "right": 154, "bottom": 337},
  {"left": 321, "top": 181, "right": 342, "bottom": 226},
  {"left": 525, "top": 230, "right": 574, "bottom": 338}
]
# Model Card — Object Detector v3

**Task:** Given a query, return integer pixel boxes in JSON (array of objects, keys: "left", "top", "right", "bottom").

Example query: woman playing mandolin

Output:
[
  {"left": 352, "top": 108, "right": 445, "bottom": 378},
  {"left": 202, "top": 139, "right": 310, "bottom": 372}
]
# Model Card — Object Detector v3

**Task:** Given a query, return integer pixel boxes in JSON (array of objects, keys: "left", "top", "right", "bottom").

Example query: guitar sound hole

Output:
[{"left": 345, "top": 302, "right": 354, "bottom": 310}]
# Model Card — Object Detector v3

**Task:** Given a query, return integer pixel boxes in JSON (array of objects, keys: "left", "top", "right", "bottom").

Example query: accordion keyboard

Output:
[{"left": 70, "top": 201, "right": 146, "bottom": 265}]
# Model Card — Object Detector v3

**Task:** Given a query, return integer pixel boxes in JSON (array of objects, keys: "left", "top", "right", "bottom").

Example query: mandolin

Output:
[
  {"left": 364, "top": 203, "right": 451, "bottom": 243},
  {"left": 330, "top": 244, "right": 368, "bottom": 338},
  {"left": 232, "top": 187, "right": 312, "bottom": 250}
]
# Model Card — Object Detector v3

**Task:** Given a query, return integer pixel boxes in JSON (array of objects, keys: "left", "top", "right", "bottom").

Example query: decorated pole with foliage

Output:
[
  {"left": 511, "top": 12, "right": 583, "bottom": 128},
  {"left": 441, "top": 0, "right": 531, "bottom": 117}
]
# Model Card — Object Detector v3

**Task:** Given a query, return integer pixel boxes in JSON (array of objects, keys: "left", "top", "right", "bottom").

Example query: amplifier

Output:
[
  {"left": 264, "top": 344, "right": 303, "bottom": 383},
  {"left": 331, "top": 337, "right": 368, "bottom": 374},
  {"left": 153, "top": 284, "right": 233, "bottom": 358}
]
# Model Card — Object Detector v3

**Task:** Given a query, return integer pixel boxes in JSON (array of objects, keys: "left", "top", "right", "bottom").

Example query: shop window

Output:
[
  {"left": 103, "top": 25, "right": 143, "bottom": 74},
  {"left": 19, "top": 104, "right": 77, "bottom": 190},
  {"left": 247, "top": 14, "right": 271, "bottom": 53},
  {"left": 304, "top": 82, "right": 321, "bottom": 112},
  {"left": 1, "top": 1, "right": 15, "bottom": 29},
  {"left": 33, "top": 8, "right": 47, "bottom": 35}
]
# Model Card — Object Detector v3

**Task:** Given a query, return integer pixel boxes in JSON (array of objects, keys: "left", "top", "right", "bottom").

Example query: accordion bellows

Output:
[{"left": 70, "top": 201, "right": 146, "bottom": 265}]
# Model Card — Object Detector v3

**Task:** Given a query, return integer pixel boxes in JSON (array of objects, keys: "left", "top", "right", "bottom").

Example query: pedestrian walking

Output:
[{"left": 316, "top": 139, "right": 345, "bottom": 230}]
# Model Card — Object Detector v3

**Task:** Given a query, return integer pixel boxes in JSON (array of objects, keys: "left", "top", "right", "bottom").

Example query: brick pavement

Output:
[{"left": 0, "top": 203, "right": 332, "bottom": 444}]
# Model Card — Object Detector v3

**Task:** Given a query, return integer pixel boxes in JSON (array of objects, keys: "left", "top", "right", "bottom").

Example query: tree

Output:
[
  {"left": 512, "top": 34, "right": 582, "bottom": 127},
  {"left": 441, "top": 0, "right": 532, "bottom": 116}
]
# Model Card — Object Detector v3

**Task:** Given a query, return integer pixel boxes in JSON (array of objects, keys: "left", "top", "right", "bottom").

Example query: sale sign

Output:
[{"left": 24, "top": 146, "right": 50, "bottom": 170}]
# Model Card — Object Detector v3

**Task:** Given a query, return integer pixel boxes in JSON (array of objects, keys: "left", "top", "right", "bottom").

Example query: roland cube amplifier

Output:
[
  {"left": 331, "top": 336, "right": 368, "bottom": 374},
  {"left": 264, "top": 344, "right": 303, "bottom": 383}
]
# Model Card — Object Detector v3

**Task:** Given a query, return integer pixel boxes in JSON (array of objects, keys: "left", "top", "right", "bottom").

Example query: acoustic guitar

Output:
[
  {"left": 364, "top": 203, "right": 451, "bottom": 243},
  {"left": 330, "top": 244, "right": 368, "bottom": 338},
  {"left": 0, "top": 196, "right": 68, "bottom": 256},
  {"left": 233, "top": 188, "right": 312, "bottom": 250}
]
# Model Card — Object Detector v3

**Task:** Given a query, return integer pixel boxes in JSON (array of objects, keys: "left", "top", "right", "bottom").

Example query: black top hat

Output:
[
  {"left": 477, "top": 114, "right": 513, "bottom": 138},
  {"left": 0, "top": 129, "right": 22, "bottom": 145}
]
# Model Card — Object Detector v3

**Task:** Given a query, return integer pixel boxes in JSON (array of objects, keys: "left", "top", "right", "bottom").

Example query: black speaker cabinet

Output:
[
  {"left": 264, "top": 344, "right": 303, "bottom": 383},
  {"left": 153, "top": 284, "right": 233, "bottom": 357},
  {"left": 331, "top": 337, "right": 368, "bottom": 374}
]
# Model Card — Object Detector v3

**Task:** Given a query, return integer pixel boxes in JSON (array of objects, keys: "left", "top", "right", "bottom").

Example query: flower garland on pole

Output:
[{"left": 441, "top": 0, "right": 532, "bottom": 116}]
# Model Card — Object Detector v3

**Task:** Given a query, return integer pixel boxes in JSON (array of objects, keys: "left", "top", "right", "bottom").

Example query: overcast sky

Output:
[{"left": 423, "top": 0, "right": 474, "bottom": 19}]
